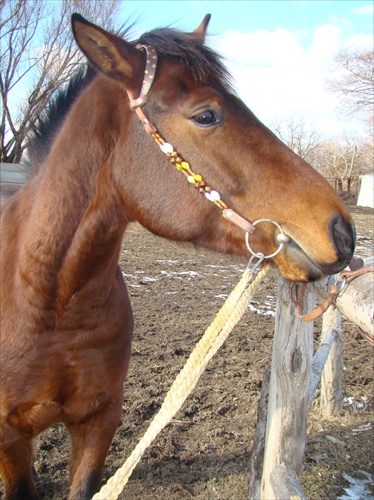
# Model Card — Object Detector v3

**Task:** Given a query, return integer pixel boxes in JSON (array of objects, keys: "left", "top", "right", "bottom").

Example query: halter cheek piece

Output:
[{"left": 126, "top": 44, "right": 288, "bottom": 262}]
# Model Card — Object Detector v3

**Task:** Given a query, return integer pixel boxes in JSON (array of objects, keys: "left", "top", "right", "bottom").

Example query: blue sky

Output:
[
  {"left": 120, "top": 0, "right": 373, "bottom": 40},
  {"left": 118, "top": 1, "right": 373, "bottom": 137}
]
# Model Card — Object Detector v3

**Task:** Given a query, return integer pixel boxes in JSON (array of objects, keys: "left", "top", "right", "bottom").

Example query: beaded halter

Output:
[{"left": 127, "top": 44, "right": 289, "bottom": 260}]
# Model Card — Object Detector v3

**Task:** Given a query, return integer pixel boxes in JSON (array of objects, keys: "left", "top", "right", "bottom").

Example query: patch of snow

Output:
[
  {"left": 337, "top": 471, "right": 374, "bottom": 500},
  {"left": 140, "top": 277, "right": 158, "bottom": 283}
]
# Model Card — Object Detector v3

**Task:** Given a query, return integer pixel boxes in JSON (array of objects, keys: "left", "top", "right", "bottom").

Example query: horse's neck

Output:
[{"left": 17, "top": 150, "right": 127, "bottom": 316}]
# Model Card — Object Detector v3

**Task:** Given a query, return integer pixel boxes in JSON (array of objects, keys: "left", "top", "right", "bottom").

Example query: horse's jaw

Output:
[{"left": 273, "top": 220, "right": 356, "bottom": 282}]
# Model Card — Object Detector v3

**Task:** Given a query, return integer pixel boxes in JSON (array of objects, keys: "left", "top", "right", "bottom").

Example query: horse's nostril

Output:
[{"left": 330, "top": 216, "right": 355, "bottom": 260}]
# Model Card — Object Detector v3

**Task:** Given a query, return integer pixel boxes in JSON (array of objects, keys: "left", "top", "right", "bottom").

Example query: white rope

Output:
[{"left": 92, "top": 263, "right": 269, "bottom": 499}]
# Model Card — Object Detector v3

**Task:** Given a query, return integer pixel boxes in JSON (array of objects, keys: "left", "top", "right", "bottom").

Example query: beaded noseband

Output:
[{"left": 127, "top": 44, "right": 289, "bottom": 262}]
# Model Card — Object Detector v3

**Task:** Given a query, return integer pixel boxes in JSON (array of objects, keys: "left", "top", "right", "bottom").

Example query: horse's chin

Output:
[{"left": 275, "top": 239, "right": 351, "bottom": 283}]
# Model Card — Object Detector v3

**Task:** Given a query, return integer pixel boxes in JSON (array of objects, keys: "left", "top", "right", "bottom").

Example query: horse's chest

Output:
[{"left": 2, "top": 329, "right": 129, "bottom": 434}]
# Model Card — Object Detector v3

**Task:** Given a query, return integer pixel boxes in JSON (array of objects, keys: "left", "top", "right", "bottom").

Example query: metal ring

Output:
[
  {"left": 245, "top": 218, "right": 285, "bottom": 259},
  {"left": 335, "top": 276, "right": 348, "bottom": 296}
]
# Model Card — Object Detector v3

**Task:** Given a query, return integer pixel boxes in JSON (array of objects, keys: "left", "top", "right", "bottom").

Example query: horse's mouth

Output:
[
  {"left": 279, "top": 237, "right": 353, "bottom": 282},
  {"left": 272, "top": 215, "right": 356, "bottom": 282}
]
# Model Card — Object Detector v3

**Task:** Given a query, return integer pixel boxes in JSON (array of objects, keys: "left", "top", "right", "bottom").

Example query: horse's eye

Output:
[{"left": 192, "top": 110, "right": 219, "bottom": 127}]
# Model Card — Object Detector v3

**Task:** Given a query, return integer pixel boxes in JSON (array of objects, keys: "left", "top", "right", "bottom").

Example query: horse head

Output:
[{"left": 71, "top": 14, "right": 355, "bottom": 282}]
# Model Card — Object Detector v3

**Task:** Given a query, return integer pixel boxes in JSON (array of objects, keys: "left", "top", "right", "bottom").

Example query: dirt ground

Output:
[{"left": 5, "top": 207, "right": 374, "bottom": 499}]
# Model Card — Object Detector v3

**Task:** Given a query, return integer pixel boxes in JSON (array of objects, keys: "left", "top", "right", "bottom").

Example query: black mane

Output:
[
  {"left": 138, "top": 28, "right": 233, "bottom": 90},
  {"left": 27, "top": 66, "right": 97, "bottom": 168},
  {"left": 28, "top": 26, "right": 233, "bottom": 167}
]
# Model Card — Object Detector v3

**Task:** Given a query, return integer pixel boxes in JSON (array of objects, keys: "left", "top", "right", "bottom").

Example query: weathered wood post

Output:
[
  {"left": 249, "top": 262, "right": 373, "bottom": 499},
  {"left": 261, "top": 276, "right": 314, "bottom": 500},
  {"left": 248, "top": 369, "right": 270, "bottom": 499},
  {"left": 320, "top": 307, "right": 343, "bottom": 415}
]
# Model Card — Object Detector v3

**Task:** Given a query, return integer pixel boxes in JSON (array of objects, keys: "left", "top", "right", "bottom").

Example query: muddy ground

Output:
[{"left": 5, "top": 207, "right": 374, "bottom": 499}]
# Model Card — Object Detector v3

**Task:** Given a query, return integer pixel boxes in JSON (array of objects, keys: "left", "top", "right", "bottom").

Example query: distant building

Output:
[{"left": 357, "top": 174, "right": 374, "bottom": 209}]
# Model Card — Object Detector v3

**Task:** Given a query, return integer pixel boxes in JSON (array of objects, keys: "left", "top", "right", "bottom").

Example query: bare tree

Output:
[
  {"left": 270, "top": 113, "right": 373, "bottom": 197},
  {"left": 326, "top": 47, "right": 374, "bottom": 118},
  {"left": 270, "top": 116, "right": 321, "bottom": 164},
  {"left": 0, "top": 0, "right": 118, "bottom": 163},
  {"left": 313, "top": 136, "right": 373, "bottom": 195}
]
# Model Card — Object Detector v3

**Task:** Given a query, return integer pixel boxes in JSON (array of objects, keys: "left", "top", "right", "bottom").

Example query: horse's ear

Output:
[
  {"left": 193, "top": 14, "right": 211, "bottom": 43},
  {"left": 71, "top": 13, "right": 140, "bottom": 83}
]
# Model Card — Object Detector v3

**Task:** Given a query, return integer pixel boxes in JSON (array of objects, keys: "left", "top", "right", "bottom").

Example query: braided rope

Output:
[{"left": 92, "top": 263, "right": 269, "bottom": 499}]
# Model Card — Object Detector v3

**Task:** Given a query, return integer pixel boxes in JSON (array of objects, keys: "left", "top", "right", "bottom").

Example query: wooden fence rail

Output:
[{"left": 312, "top": 259, "right": 373, "bottom": 341}]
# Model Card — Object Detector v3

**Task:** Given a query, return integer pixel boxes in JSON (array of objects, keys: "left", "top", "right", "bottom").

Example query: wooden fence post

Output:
[
  {"left": 261, "top": 276, "right": 314, "bottom": 500},
  {"left": 320, "top": 307, "right": 343, "bottom": 415},
  {"left": 248, "top": 369, "right": 270, "bottom": 499}
]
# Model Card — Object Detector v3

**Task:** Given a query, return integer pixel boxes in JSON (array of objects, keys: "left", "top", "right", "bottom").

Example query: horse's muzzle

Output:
[
  {"left": 278, "top": 214, "right": 356, "bottom": 281},
  {"left": 309, "top": 215, "right": 355, "bottom": 279},
  {"left": 330, "top": 215, "right": 356, "bottom": 263}
]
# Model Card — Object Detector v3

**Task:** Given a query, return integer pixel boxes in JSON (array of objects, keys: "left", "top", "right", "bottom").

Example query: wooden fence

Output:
[
  {"left": 0, "top": 163, "right": 29, "bottom": 205},
  {"left": 0, "top": 163, "right": 28, "bottom": 185},
  {"left": 248, "top": 257, "right": 373, "bottom": 499}
]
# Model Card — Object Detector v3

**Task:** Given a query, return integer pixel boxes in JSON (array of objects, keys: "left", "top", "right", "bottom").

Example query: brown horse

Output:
[{"left": 0, "top": 13, "right": 354, "bottom": 500}]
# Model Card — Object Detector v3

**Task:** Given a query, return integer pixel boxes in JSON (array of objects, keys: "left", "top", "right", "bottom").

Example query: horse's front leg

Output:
[
  {"left": 0, "top": 424, "right": 38, "bottom": 500},
  {"left": 66, "top": 395, "right": 123, "bottom": 500}
]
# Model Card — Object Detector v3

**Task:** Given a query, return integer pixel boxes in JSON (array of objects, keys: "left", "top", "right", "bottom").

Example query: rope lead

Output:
[{"left": 92, "top": 262, "right": 269, "bottom": 499}]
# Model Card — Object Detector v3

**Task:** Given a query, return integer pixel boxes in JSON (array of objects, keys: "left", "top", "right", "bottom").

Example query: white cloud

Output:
[
  {"left": 308, "top": 24, "right": 340, "bottom": 61},
  {"left": 218, "top": 28, "right": 304, "bottom": 67},
  {"left": 212, "top": 24, "right": 370, "bottom": 137},
  {"left": 351, "top": 4, "right": 374, "bottom": 16},
  {"left": 343, "top": 34, "right": 373, "bottom": 50}
]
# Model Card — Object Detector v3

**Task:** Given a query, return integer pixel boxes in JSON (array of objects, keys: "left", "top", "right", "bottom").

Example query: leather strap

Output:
[
  {"left": 126, "top": 43, "right": 257, "bottom": 237},
  {"left": 291, "top": 282, "right": 339, "bottom": 322},
  {"left": 128, "top": 44, "right": 158, "bottom": 109},
  {"left": 222, "top": 208, "right": 255, "bottom": 234},
  {"left": 127, "top": 44, "right": 158, "bottom": 134},
  {"left": 339, "top": 266, "right": 374, "bottom": 283},
  {"left": 292, "top": 265, "right": 374, "bottom": 322}
]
